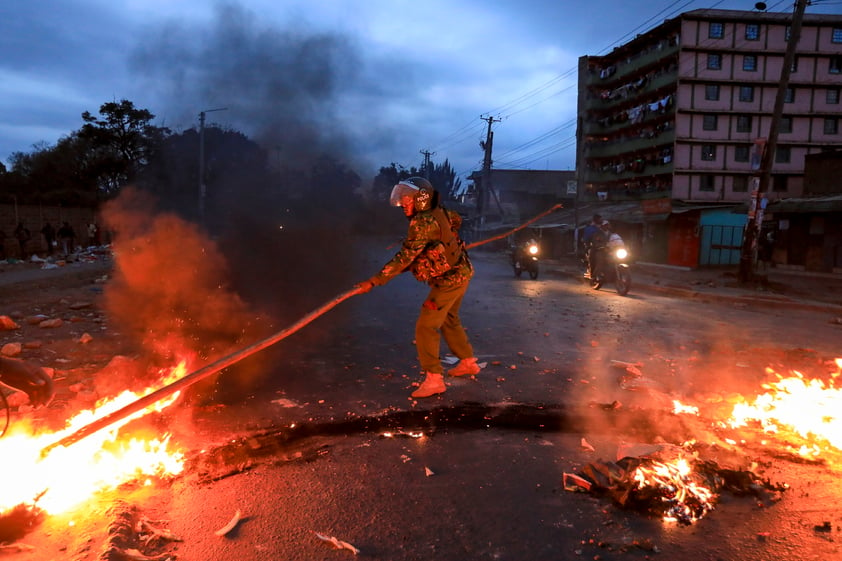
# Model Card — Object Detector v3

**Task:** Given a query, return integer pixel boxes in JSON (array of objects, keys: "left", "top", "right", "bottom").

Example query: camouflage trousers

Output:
[{"left": 415, "top": 280, "right": 474, "bottom": 374}]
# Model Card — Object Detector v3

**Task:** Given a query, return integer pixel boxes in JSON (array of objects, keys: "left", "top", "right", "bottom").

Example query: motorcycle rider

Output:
[
  {"left": 604, "top": 221, "right": 625, "bottom": 250},
  {"left": 590, "top": 220, "right": 621, "bottom": 279},
  {"left": 355, "top": 177, "right": 480, "bottom": 399},
  {"left": 583, "top": 215, "right": 607, "bottom": 278},
  {"left": 0, "top": 357, "right": 54, "bottom": 408},
  {"left": 512, "top": 237, "right": 538, "bottom": 267}
]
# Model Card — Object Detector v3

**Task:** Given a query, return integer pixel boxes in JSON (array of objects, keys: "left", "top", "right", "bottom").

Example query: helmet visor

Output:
[{"left": 389, "top": 182, "right": 419, "bottom": 207}]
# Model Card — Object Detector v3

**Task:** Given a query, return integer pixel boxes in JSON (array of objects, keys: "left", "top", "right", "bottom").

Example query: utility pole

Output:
[
  {"left": 198, "top": 107, "right": 228, "bottom": 225},
  {"left": 419, "top": 149, "right": 435, "bottom": 179},
  {"left": 738, "top": 0, "right": 807, "bottom": 283},
  {"left": 479, "top": 115, "right": 503, "bottom": 223}
]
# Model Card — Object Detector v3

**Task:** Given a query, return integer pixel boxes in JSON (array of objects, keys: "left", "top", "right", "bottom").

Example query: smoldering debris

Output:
[{"left": 564, "top": 446, "right": 787, "bottom": 525}]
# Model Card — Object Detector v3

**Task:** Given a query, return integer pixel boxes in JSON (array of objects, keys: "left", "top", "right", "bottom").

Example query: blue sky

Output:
[{"left": 2, "top": 0, "right": 841, "bottom": 185}]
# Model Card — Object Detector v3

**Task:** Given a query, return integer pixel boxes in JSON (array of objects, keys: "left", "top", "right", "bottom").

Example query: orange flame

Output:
[
  {"left": 729, "top": 359, "right": 842, "bottom": 458},
  {"left": 632, "top": 457, "right": 716, "bottom": 523},
  {"left": 0, "top": 361, "right": 190, "bottom": 515}
]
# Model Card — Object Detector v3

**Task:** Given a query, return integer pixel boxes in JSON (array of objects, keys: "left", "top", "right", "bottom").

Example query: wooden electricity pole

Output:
[
  {"left": 738, "top": 0, "right": 808, "bottom": 283},
  {"left": 479, "top": 115, "right": 504, "bottom": 221}
]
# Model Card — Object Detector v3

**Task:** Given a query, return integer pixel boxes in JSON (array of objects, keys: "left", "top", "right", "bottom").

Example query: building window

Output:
[
  {"left": 707, "top": 53, "right": 722, "bottom": 70},
  {"left": 773, "top": 176, "right": 788, "bottom": 192},
  {"left": 830, "top": 56, "right": 842, "bottom": 74},
  {"left": 780, "top": 116, "right": 793, "bottom": 134},
  {"left": 705, "top": 84, "right": 720, "bottom": 100},
  {"left": 700, "top": 175, "right": 716, "bottom": 192},
  {"left": 790, "top": 56, "right": 798, "bottom": 73},
  {"left": 775, "top": 146, "right": 791, "bottom": 163},
  {"left": 733, "top": 176, "right": 749, "bottom": 192},
  {"left": 825, "top": 118, "right": 839, "bottom": 134},
  {"left": 703, "top": 114, "right": 718, "bottom": 130},
  {"left": 743, "top": 55, "right": 757, "bottom": 71},
  {"left": 736, "top": 115, "right": 752, "bottom": 133},
  {"left": 709, "top": 22, "right": 724, "bottom": 39},
  {"left": 827, "top": 88, "right": 840, "bottom": 104},
  {"left": 785, "top": 26, "right": 792, "bottom": 41},
  {"left": 785, "top": 87, "right": 795, "bottom": 103},
  {"left": 739, "top": 85, "right": 754, "bottom": 102},
  {"left": 745, "top": 24, "right": 760, "bottom": 40},
  {"left": 833, "top": 28, "right": 842, "bottom": 43},
  {"left": 701, "top": 145, "right": 716, "bottom": 161},
  {"left": 735, "top": 145, "right": 750, "bottom": 162}
]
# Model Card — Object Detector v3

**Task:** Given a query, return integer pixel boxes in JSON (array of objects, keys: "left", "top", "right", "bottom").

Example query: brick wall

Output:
[{"left": 0, "top": 203, "right": 100, "bottom": 259}]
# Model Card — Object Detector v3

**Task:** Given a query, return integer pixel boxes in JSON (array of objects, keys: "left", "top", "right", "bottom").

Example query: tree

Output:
[
  {"left": 79, "top": 99, "right": 170, "bottom": 195},
  {"left": 371, "top": 158, "right": 462, "bottom": 202}
]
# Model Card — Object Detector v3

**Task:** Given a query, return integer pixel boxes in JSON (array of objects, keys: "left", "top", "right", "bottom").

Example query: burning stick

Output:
[
  {"left": 465, "top": 204, "right": 563, "bottom": 250},
  {"left": 39, "top": 287, "right": 366, "bottom": 458},
  {"left": 38, "top": 208, "right": 562, "bottom": 458}
]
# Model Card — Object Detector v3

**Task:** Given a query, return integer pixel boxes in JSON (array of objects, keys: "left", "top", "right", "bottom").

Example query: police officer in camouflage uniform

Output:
[{"left": 356, "top": 177, "right": 480, "bottom": 398}]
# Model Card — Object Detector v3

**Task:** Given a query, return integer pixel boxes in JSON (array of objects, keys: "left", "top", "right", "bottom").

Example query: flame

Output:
[
  {"left": 728, "top": 359, "right": 842, "bottom": 457},
  {"left": 672, "top": 399, "right": 699, "bottom": 416},
  {"left": 0, "top": 361, "right": 190, "bottom": 515},
  {"left": 632, "top": 457, "right": 716, "bottom": 524}
]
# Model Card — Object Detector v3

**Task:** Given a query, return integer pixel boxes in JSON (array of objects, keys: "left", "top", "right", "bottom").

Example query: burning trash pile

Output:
[
  {"left": 569, "top": 357, "right": 842, "bottom": 525},
  {"left": 564, "top": 445, "right": 786, "bottom": 525}
]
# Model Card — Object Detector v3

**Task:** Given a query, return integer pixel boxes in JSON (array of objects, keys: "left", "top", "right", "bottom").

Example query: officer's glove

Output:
[{"left": 0, "top": 357, "right": 55, "bottom": 408}]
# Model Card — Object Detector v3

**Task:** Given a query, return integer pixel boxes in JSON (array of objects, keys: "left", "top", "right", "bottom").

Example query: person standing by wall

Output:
[
  {"left": 57, "top": 221, "right": 75, "bottom": 257},
  {"left": 41, "top": 222, "right": 56, "bottom": 256},
  {"left": 13, "top": 222, "right": 31, "bottom": 260}
]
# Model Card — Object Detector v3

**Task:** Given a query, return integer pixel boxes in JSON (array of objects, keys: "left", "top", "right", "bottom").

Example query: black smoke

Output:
[{"left": 127, "top": 2, "right": 388, "bottom": 319}]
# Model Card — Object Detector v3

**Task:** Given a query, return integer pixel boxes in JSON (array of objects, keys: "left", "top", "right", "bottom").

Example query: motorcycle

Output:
[
  {"left": 512, "top": 240, "right": 540, "bottom": 280},
  {"left": 589, "top": 243, "right": 632, "bottom": 295}
]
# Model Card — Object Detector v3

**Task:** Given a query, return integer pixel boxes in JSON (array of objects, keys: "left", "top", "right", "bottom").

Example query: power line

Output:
[{"left": 442, "top": 1, "right": 760, "bottom": 178}]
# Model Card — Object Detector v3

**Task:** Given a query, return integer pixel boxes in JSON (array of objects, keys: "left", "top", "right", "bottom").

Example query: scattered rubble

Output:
[
  {"left": 1, "top": 343, "right": 22, "bottom": 357},
  {"left": 213, "top": 509, "right": 242, "bottom": 537},
  {"left": 314, "top": 531, "right": 360, "bottom": 555}
]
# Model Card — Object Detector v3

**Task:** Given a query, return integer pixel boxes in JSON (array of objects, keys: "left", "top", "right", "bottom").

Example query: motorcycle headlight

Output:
[
  {"left": 528, "top": 244, "right": 539, "bottom": 255},
  {"left": 615, "top": 248, "right": 628, "bottom": 260}
]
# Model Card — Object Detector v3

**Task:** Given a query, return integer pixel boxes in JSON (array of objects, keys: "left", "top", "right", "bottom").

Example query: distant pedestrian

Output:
[
  {"left": 14, "top": 222, "right": 31, "bottom": 260},
  {"left": 757, "top": 230, "right": 775, "bottom": 273},
  {"left": 87, "top": 222, "right": 99, "bottom": 247},
  {"left": 57, "top": 222, "right": 75, "bottom": 257},
  {"left": 41, "top": 223, "right": 56, "bottom": 256}
]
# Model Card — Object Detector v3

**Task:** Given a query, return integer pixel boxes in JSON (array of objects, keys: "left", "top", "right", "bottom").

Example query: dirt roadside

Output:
[{"left": 0, "top": 257, "right": 143, "bottom": 425}]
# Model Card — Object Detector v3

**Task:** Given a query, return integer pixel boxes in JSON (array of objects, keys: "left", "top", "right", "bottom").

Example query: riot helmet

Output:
[{"left": 389, "top": 177, "right": 436, "bottom": 214}]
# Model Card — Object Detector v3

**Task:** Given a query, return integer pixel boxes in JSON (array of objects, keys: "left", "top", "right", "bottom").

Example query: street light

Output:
[{"left": 198, "top": 107, "right": 228, "bottom": 224}]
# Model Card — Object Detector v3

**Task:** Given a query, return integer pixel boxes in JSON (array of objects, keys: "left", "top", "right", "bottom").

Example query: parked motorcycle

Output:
[
  {"left": 512, "top": 239, "right": 540, "bottom": 279},
  {"left": 589, "top": 243, "right": 631, "bottom": 295}
]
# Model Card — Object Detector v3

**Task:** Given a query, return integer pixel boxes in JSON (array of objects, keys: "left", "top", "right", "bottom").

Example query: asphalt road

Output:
[{"left": 5, "top": 245, "right": 842, "bottom": 560}]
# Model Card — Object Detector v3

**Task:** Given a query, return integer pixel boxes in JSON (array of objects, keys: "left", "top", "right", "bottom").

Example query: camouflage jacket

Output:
[{"left": 371, "top": 206, "right": 473, "bottom": 289}]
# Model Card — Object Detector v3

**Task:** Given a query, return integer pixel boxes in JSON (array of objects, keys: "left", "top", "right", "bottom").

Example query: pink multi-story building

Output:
[{"left": 576, "top": 8, "right": 842, "bottom": 265}]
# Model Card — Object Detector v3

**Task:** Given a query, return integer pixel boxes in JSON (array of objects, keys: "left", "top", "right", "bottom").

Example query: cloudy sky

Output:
[{"left": 2, "top": 0, "right": 841, "bottom": 185}]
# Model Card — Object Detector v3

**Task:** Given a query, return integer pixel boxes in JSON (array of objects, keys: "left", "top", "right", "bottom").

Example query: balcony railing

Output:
[
  {"left": 585, "top": 72, "right": 677, "bottom": 111},
  {"left": 584, "top": 129, "right": 675, "bottom": 159},
  {"left": 585, "top": 41, "right": 680, "bottom": 87},
  {"left": 583, "top": 160, "right": 674, "bottom": 184}
]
